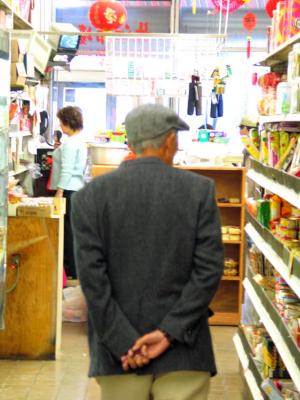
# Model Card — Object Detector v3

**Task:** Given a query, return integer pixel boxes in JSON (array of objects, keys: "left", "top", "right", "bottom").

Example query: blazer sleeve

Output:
[
  {"left": 71, "top": 184, "right": 140, "bottom": 360},
  {"left": 159, "top": 180, "right": 224, "bottom": 346}
]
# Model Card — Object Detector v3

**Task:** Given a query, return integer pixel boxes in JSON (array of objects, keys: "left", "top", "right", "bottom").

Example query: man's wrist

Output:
[{"left": 160, "top": 329, "right": 175, "bottom": 346}]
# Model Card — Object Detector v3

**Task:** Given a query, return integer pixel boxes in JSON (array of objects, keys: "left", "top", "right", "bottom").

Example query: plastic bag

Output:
[{"left": 62, "top": 285, "right": 87, "bottom": 322}]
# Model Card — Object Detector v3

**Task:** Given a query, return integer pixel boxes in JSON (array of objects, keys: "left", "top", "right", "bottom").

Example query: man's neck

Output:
[{"left": 136, "top": 150, "right": 172, "bottom": 166}]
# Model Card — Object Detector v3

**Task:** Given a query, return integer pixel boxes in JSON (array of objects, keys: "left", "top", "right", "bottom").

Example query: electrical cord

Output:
[{"left": 5, "top": 255, "right": 20, "bottom": 294}]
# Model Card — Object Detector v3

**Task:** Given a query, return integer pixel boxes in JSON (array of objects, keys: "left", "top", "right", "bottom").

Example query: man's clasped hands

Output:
[{"left": 121, "top": 329, "right": 171, "bottom": 371}]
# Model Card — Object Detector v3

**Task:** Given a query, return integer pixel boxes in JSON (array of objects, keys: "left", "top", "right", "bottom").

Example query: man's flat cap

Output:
[{"left": 125, "top": 104, "right": 189, "bottom": 144}]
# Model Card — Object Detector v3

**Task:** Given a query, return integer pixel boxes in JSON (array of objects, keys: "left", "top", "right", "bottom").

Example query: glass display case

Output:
[{"left": 0, "top": 24, "right": 10, "bottom": 329}]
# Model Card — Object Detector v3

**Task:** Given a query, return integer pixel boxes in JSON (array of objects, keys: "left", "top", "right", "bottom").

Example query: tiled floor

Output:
[{"left": 0, "top": 323, "right": 251, "bottom": 400}]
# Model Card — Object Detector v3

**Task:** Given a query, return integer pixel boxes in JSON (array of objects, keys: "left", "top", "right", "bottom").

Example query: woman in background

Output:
[{"left": 50, "top": 106, "right": 87, "bottom": 279}]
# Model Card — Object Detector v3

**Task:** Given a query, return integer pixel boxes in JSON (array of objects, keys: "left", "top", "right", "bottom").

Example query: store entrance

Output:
[{"left": 52, "top": 82, "right": 106, "bottom": 143}]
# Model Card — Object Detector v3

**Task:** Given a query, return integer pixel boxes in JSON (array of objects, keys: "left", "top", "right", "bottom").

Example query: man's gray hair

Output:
[{"left": 130, "top": 131, "right": 172, "bottom": 155}]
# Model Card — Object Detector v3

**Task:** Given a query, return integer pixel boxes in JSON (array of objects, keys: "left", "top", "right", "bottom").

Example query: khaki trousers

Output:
[{"left": 96, "top": 370, "right": 210, "bottom": 400}]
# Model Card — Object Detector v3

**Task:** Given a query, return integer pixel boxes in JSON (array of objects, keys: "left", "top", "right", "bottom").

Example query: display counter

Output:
[
  {"left": 91, "top": 164, "right": 246, "bottom": 326},
  {"left": 0, "top": 214, "right": 64, "bottom": 359}
]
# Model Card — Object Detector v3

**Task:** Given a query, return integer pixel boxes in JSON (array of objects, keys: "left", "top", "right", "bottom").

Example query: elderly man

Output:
[{"left": 71, "top": 104, "right": 224, "bottom": 400}]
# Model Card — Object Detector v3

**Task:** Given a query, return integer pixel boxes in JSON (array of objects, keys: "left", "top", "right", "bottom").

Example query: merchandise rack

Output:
[
  {"left": 257, "top": 31, "right": 300, "bottom": 67},
  {"left": 243, "top": 276, "right": 300, "bottom": 392},
  {"left": 92, "top": 164, "right": 246, "bottom": 326},
  {"left": 233, "top": 327, "right": 267, "bottom": 400},
  {"left": 237, "top": 34, "right": 300, "bottom": 397},
  {"left": 259, "top": 114, "right": 300, "bottom": 124},
  {"left": 0, "top": 1, "right": 10, "bottom": 329},
  {"left": 247, "top": 159, "right": 300, "bottom": 209},
  {"left": 0, "top": 0, "right": 33, "bottom": 30},
  {"left": 245, "top": 214, "right": 300, "bottom": 298}
]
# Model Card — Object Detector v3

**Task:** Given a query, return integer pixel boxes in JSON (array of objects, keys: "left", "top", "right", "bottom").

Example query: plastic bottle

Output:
[{"left": 276, "top": 77, "right": 291, "bottom": 114}]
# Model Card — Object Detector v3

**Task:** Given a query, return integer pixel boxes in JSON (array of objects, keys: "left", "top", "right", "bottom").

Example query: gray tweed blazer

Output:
[{"left": 71, "top": 157, "right": 224, "bottom": 377}]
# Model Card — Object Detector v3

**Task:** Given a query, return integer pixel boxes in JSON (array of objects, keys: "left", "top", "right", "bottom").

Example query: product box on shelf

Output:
[
  {"left": 18, "top": 0, "right": 31, "bottom": 22},
  {"left": 11, "top": 39, "right": 24, "bottom": 63},
  {"left": 24, "top": 53, "right": 34, "bottom": 77},
  {"left": 0, "top": 9, "right": 6, "bottom": 29},
  {"left": 10, "top": 62, "right": 26, "bottom": 87}
]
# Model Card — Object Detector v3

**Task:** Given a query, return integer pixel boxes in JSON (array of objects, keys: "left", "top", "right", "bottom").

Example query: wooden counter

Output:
[
  {"left": 0, "top": 215, "right": 64, "bottom": 359},
  {"left": 92, "top": 164, "right": 246, "bottom": 326}
]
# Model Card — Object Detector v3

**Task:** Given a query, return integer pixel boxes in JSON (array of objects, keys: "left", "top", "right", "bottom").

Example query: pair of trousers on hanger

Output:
[
  {"left": 210, "top": 92, "right": 223, "bottom": 118},
  {"left": 187, "top": 80, "right": 202, "bottom": 115}
]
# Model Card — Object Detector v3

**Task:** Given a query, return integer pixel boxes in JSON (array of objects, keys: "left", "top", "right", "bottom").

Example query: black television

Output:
[{"left": 57, "top": 34, "right": 80, "bottom": 55}]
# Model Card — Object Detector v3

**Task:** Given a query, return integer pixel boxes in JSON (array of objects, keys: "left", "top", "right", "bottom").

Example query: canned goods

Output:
[
  {"left": 291, "top": 207, "right": 300, "bottom": 218},
  {"left": 281, "top": 227, "right": 298, "bottom": 240},
  {"left": 280, "top": 217, "right": 298, "bottom": 229},
  {"left": 285, "top": 239, "right": 300, "bottom": 249},
  {"left": 257, "top": 199, "right": 271, "bottom": 228}
]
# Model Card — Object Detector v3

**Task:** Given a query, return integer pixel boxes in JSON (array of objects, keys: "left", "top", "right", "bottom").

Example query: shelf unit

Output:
[
  {"left": 237, "top": 35, "right": 300, "bottom": 397},
  {"left": 92, "top": 165, "right": 246, "bottom": 326},
  {"left": 243, "top": 276, "right": 300, "bottom": 392},
  {"left": 245, "top": 215, "right": 300, "bottom": 298},
  {"left": 259, "top": 114, "right": 300, "bottom": 124},
  {"left": 257, "top": 31, "right": 300, "bottom": 67},
  {"left": 233, "top": 327, "right": 267, "bottom": 400},
  {"left": 187, "top": 167, "right": 245, "bottom": 326},
  {"left": 0, "top": 0, "right": 33, "bottom": 30},
  {"left": 0, "top": 1, "right": 11, "bottom": 330}
]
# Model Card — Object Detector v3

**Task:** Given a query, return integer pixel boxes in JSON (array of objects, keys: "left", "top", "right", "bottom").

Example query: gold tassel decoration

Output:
[{"left": 192, "top": 0, "right": 196, "bottom": 15}]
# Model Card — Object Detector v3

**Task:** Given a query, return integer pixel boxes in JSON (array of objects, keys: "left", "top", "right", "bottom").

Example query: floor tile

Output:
[{"left": 0, "top": 324, "right": 251, "bottom": 399}]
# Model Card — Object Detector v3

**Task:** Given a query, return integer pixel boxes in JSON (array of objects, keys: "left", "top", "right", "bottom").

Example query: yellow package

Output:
[{"left": 241, "top": 136, "right": 260, "bottom": 160}]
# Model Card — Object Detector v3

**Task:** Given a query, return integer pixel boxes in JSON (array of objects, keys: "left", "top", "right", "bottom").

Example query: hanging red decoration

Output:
[
  {"left": 242, "top": 12, "right": 257, "bottom": 59},
  {"left": 265, "top": 0, "right": 280, "bottom": 18},
  {"left": 210, "top": 0, "right": 244, "bottom": 15},
  {"left": 89, "top": 0, "right": 127, "bottom": 31},
  {"left": 243, "top": 12, "right": 257, "bottom": 31}
]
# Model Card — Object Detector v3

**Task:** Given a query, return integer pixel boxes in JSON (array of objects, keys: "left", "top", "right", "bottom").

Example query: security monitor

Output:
[{"left": 48, "top": 23, "right": 80, "bottom": 61}]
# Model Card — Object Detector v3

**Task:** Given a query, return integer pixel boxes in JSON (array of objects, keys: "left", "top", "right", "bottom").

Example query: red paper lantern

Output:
[
  {"left": 89, "top": 0, "right": 127, "bottom": 31},
  {"left": 211, "top": 0, "right": 244, "bottom": 15},
  {"left": 243, "top": 12, "right": 257, "bottom": 31},
  {"left": 265, "top": 0, "right": 280, "bottom": 18}
]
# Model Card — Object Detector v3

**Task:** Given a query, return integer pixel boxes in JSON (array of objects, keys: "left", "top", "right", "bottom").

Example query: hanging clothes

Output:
[
  {"left": 187, "top": 75, "right": 202, "bottom": 116},
  {"left": 210, "top": 90, "right": 223, "bottom": 119}
]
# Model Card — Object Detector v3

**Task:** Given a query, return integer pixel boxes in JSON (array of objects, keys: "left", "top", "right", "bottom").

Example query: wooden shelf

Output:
[
  {"left": 13, "top": 12, "right": 33, "bottom": 30},
  {"left": 221, "top": 275, "right": 240, "bottom": 281},
  {"left": 0, "top": 0, "right": 11, "bottom": 12},
  {"left": 257, "top": 32, "right": 300, "bottom": 67},
  {"left": 217, "top": 203, "right": 243, "bottom": 208},
  {"left": 92, "top": 164, "right": 246, "bottom": 326},
  {"left": 244, "top": 277, "right": 300, "bottom": 392},
  {"left": 259, "top": 114, "right": 300, "bottom": 124},
  {"left": 178, "top": 165, "right": 245, "bottom": 171},
  {"left": 209, "top": 312, "right": 240, "bottom": 326}
]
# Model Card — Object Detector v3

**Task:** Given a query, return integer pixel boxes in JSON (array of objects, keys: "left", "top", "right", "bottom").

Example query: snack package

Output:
[
  {"left": 241, "top": 136, "right": 260, "bottom": 160},
  {"left": 260, "top": 129, "right": 269, "bottom": 164},
  {"left": 268, "top": 131, "right": 280, "bottom": 167}
]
